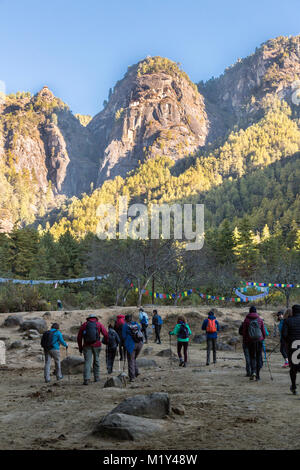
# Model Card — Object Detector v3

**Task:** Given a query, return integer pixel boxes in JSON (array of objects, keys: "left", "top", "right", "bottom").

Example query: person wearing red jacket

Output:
[
  {"left": 242, "top": 306, "right": 266, "bottom": 381},
  {"left": 77, "top": 314, "right": 108, "bottom": 385}
]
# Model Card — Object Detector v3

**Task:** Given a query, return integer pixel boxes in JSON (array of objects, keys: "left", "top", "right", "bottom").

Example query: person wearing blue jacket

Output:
[
  {"left": 201, "top": 311, "right": 220, "bottom": 366},
  {"left": 122, "top": 314, "right": 144, "bottom": 382},
  {"left": 43, "top": 323, "right": 68, "bottom": 383}
]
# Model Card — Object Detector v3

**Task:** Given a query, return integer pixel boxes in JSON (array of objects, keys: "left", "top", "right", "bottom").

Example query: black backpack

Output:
[
  {"left": 41, "top": 330, "right": 55, "bottom": 351},
  {"left": 83, "top": 321, "right": 100, "bottom": 344},
  {"left": 178, "top": 323, "right": 189, "bottom": 339}
]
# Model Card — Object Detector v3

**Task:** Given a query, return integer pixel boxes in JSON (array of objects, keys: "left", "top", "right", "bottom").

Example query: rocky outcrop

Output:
[{"left": 88, "top": 58, "right": 209, "bottom": 185}]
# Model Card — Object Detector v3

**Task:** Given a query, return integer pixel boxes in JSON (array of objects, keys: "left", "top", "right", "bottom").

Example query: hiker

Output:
[
  {"left": 169, "top": 315, "right": 192, "bottom": 367},
  {"left": 41, "top": 323, "right": 68, "bottom": 383},
  {"left": 106, "top": 324, "right": 120, "bottom": 374},
  {"left": 114, "top": 314, "right": 126, "bottom": 361},
  {"left": 122, "top": 314, "right": 144, "bottom": 382},
  {"left": 202, "top": 311, "right": 220, "bottom": 366},
  {"left": 282, "top": 304, "right": 300, "bottom": 395},
  {"left": 239, "top": 319, "right": 251, "bottom": 377},
  {"left": 277, "top": 310, "right": 289, "bottom": 368},
  {"left": 139, "top": 307, "right": 149, "bottom": 344},
  {"left": 77, "top": 314, "right": 108, "bottom": 385},
  {"left": 241, "top": 306, "right": 266, "bottom": 381},
  {"left": 57, "top": 299, "right": 63, "bottom": 311},
  {"left": 152, "top": 309, "right": 163, "bottom": 344}
]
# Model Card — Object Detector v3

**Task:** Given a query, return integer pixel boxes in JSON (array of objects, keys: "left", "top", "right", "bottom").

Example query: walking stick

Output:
[
  {"left": 263, "top": 342, "right": 273, "bottom": 381},
  {"left": 267, "top": 342, "right": 280, "bottom": 359}
]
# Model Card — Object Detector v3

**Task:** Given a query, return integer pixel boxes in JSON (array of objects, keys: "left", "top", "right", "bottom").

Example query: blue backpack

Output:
[{"left": 158, "top": 315, "right": 163, "bottom": 325}]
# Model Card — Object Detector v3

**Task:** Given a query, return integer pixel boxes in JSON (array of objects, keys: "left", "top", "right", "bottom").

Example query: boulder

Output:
[
  {"left": 228, "top": 336, "right": 240, "bottom": 346},
  {"left": 3, "top": 315, "right": 24, "bottom": 327},
  {"left": 109, "top": 392, "right": 170, "bottom": 419},
  {"left": 43, "top": 312, "right": 52, "bottom": 318},
  {"left": 142, "top": 347, "right": 154, "bottom": 356},
  {"left": 104, "top": 376, "right": 124, "bottom": 388},
  {"left": 20, "top": 318, "right": 47, "bottom": 333},
  {"left": 9, "top": 341, "right": 23, "bottom": 350},
  {"left": 136, "top": 358, "right": 157, "bottom": 368},
  {"left": 193, "top": 334, "right": 206, "bottom": 344},
  {"left": 63, "top": 334, "right": 77, "bottom": 342},
  {"left": 155, "top": 349, "right": 176, "bottom": 357},
  {"left": 216, "top": 342, "right": 234, "bottom": 351},
  {"left": 61, "top": 355, "right": 85, "bottom": 375},
  {"left": 94, "top": 412, "right": 164, "bottom": 441}
]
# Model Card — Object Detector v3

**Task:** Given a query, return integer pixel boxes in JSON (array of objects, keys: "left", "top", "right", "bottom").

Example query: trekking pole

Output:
[
  {"left": 118, "top": 348, "right": 120, "bottom": 372},
  {"left": 169, "top": 333, "right": 172, "bottom": 369},
  {"left": 267, "top": 342, "right": 280, "bottom": 359},
  {"left": 265, "top": 352, "right": 274, "bottom": 381}
]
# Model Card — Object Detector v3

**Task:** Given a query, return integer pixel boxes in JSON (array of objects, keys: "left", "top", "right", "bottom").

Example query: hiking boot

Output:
[
  {"left": 290, "top": 386, "right": 297, "bottom": 395},
  {"left": 83, "top": 380, "right": 89, "bottom": 385},
  {"left": 94, "top": 378, "right": 100, "bottom": 383},
  {"left": 206, "top": 362, "right": 210, "bottom": 366},
  {"left": 182, "top": 362, "right": 187, "bottom": 368},
  {"left": 250, "top": 373, "right": 256, "bottom": 381},
  {"left": 179, "top": 360, "right": 184, "bottom": 367},
  {"left": 283, "top": 361, "right": 289, "bottom": 368}
]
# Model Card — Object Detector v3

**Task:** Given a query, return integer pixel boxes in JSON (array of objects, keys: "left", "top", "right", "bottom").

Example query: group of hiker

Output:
[{"left": 41, "top": 303, "right": 300, "bottom": 395}]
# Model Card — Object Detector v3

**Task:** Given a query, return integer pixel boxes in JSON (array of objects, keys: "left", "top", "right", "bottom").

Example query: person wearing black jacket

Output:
[
  {"left": 282, "top": 304, "right": 300, "bottom": 395},
  {"left": 239, "top": 320, "right": 251, "bottom": 377},
  {"left": 152, "top": 309, "right": 162, "bottom": 344},
  {"left": 106, "top": 324, "right": 120, "bottom": 374}
]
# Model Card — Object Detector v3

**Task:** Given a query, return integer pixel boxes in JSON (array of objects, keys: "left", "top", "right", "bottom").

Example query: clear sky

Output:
[{"left": 1, "top": 0, "right": 299, "bottom": 116}]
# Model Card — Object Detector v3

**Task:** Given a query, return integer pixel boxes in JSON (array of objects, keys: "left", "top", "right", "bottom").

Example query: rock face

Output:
[
  {"left": 88, "top": 57, "right": 209, "bottom": 185},
  {"left": 61, "top": 355, "right": 85, "bottom": 375},
  {"left": 3, "top": 315, "right": 24, "bottom": 327}
]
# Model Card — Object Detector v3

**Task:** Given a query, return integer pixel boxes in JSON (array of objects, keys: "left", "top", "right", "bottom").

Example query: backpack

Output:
[
  {"left": 158, "top": 315, "right": 163, "bottom": 326},
  {"left": 206, "top": 318, "right": 217, "bottom": 333},
  {"left": 140, "top": 314, "right": 148, "bottom": 326},
  {"left": 178, "top": 322, "right": 189, "bottom": 339},
  {"left": 248, "top": 319, "right": 262, "bottom": 341},
  {"left": 128, "top": 323, "right": 144, "bottom": 343},
  {"left": 41, "top": 330, "right": 55, "bottom": 351},
  {"left": 83, "top": 321, "right": 100, "bottom": 344}
]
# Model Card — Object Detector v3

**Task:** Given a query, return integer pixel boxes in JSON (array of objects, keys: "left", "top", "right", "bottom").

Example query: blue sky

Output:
[{"left": 1, "top": 0, "right": 299, "bottom": 116}]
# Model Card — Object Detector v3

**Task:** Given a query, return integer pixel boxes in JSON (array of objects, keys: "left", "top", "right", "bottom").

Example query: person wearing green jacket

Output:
[{"left": 169, "top": 315, "right": 192, "bottom": 367}]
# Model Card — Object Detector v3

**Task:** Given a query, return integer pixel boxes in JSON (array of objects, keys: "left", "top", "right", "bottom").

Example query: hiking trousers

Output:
[
  {"left": 44, "top": 349, "right": 62, "bottom": 382},
  {"left": 154, "top": 325, "right": 161, "bottom": 343},
  {"left": 141, "top": 324, "right": 148, "bottom": 343},
  {"left": 242, "top": 343, "right": 251, "bottom": 375},
  {"left": 248, "top": 341, "right": 263, "bottom": 377},
  {"left": 107, "top": 347, "right": 117, "bottom": 373},
  {"left": 206, "top": 338, "right": 217, "bottom": 364},
  {"left": 127, "top": 342, "right": 143, "bottom": 380},
  {"left": 177, "top": 341, "right": 189, "bottom": 363},
  {"left": 83, "top": 346, "right": 101, "bottom": 381}
]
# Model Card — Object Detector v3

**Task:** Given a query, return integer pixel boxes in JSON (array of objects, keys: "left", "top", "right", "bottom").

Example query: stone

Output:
[
  {"left": 20, "top": 318, "right": 47, "bottom": 333},
  {"left": 155, "top": 349, "right": 176, "bottom": 357},
  {"left": 0, "top": 340, "right": 6, "bottom": 365},
  {"left": 70, "top": 325, "right": 81, "bottom": 334},
  {"left": 63, "top": 334, "right": 77, "bottom": 342},
  {"left": 193, "top": 334, "right": 206, "bottom": 344},
  {"left": 109, "top": 392, "right": 170, "bottom": 419},
  {"left": 94, "top": 412, "right": 164, "bottom": 441},
  {"left": 228, "top": 336, "right": 240, "bottom": 346},
  {"left": 104, "top": 376, "right": 124, "bottom": 388},
  {"left": 136, "top": 358, "right": 157, "bottom": 368},
  {"left": 216, "top": 342, "right": 234, "bottom": 351},
  {"left": 142, "top": 347, "right": 154, "bottom": 356},
  {"left": 3, "top": 315, "right": 24, "bottom": 327},
  {"left": 61, "top": 355, "right": 85, "bottom": 375},
  {"left": 172, "top": 405, "right": 185, "bottom": 416},
  {"left": 43, "top": 312, "right": 52, "bottom": 318},
  {"left": 9, "top": 341, "right": 23, "bottom": 350}
]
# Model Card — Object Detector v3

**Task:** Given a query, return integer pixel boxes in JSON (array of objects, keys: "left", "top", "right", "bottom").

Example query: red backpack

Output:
[{"left": 206, "top": 318, "right": 217, "bottom": 333}]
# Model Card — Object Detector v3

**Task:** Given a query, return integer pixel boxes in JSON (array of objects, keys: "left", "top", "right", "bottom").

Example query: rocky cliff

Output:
[{"left": 88, "top": 57, "right": 209, "bottom": 186}]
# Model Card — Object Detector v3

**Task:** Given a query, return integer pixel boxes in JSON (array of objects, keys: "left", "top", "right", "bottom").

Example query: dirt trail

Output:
[{"left": 0, "top": 306, "right": 299, "bottom": 450}]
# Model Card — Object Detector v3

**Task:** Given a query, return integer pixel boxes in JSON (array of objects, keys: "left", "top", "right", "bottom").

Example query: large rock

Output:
[
  {"left": 9, "top": 341, "right": 23, "bottom": 350},
  {"left": 142, "top": 347, "right": 154, "bottom": 356},
  {"left": 109, "top": 392, "right": 170, "bottom": 419},
  {"left": 136, "top": 358, "right": 157, "bottom": 368},
  {"left": 104, "top": 376, "right": 124, "bottom": 388},
  {"left": 94, "top": 412, "right": 164, "bottom": 441},
  {"left": 3, "top": 315, "right": 24, "bottom": 327},
  {"left": 216, "top": 342, "right": 234, "bottom": 351},
  {"left": 20, "top": 318, "right": 47, "bottom": 333},
  {"left": 193, "top": 334, "right": 206, "bottom": 344},
  {"left": 61, "top": 355, "right": 85, "bottom": 375},
  {"left": 155, "top": 349, "right": 176, "bottom": 358}
]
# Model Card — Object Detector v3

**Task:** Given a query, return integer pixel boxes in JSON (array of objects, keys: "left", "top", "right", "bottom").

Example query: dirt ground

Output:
[{"left": 0, "top": 305, "right": 299, "bottom": 450}]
